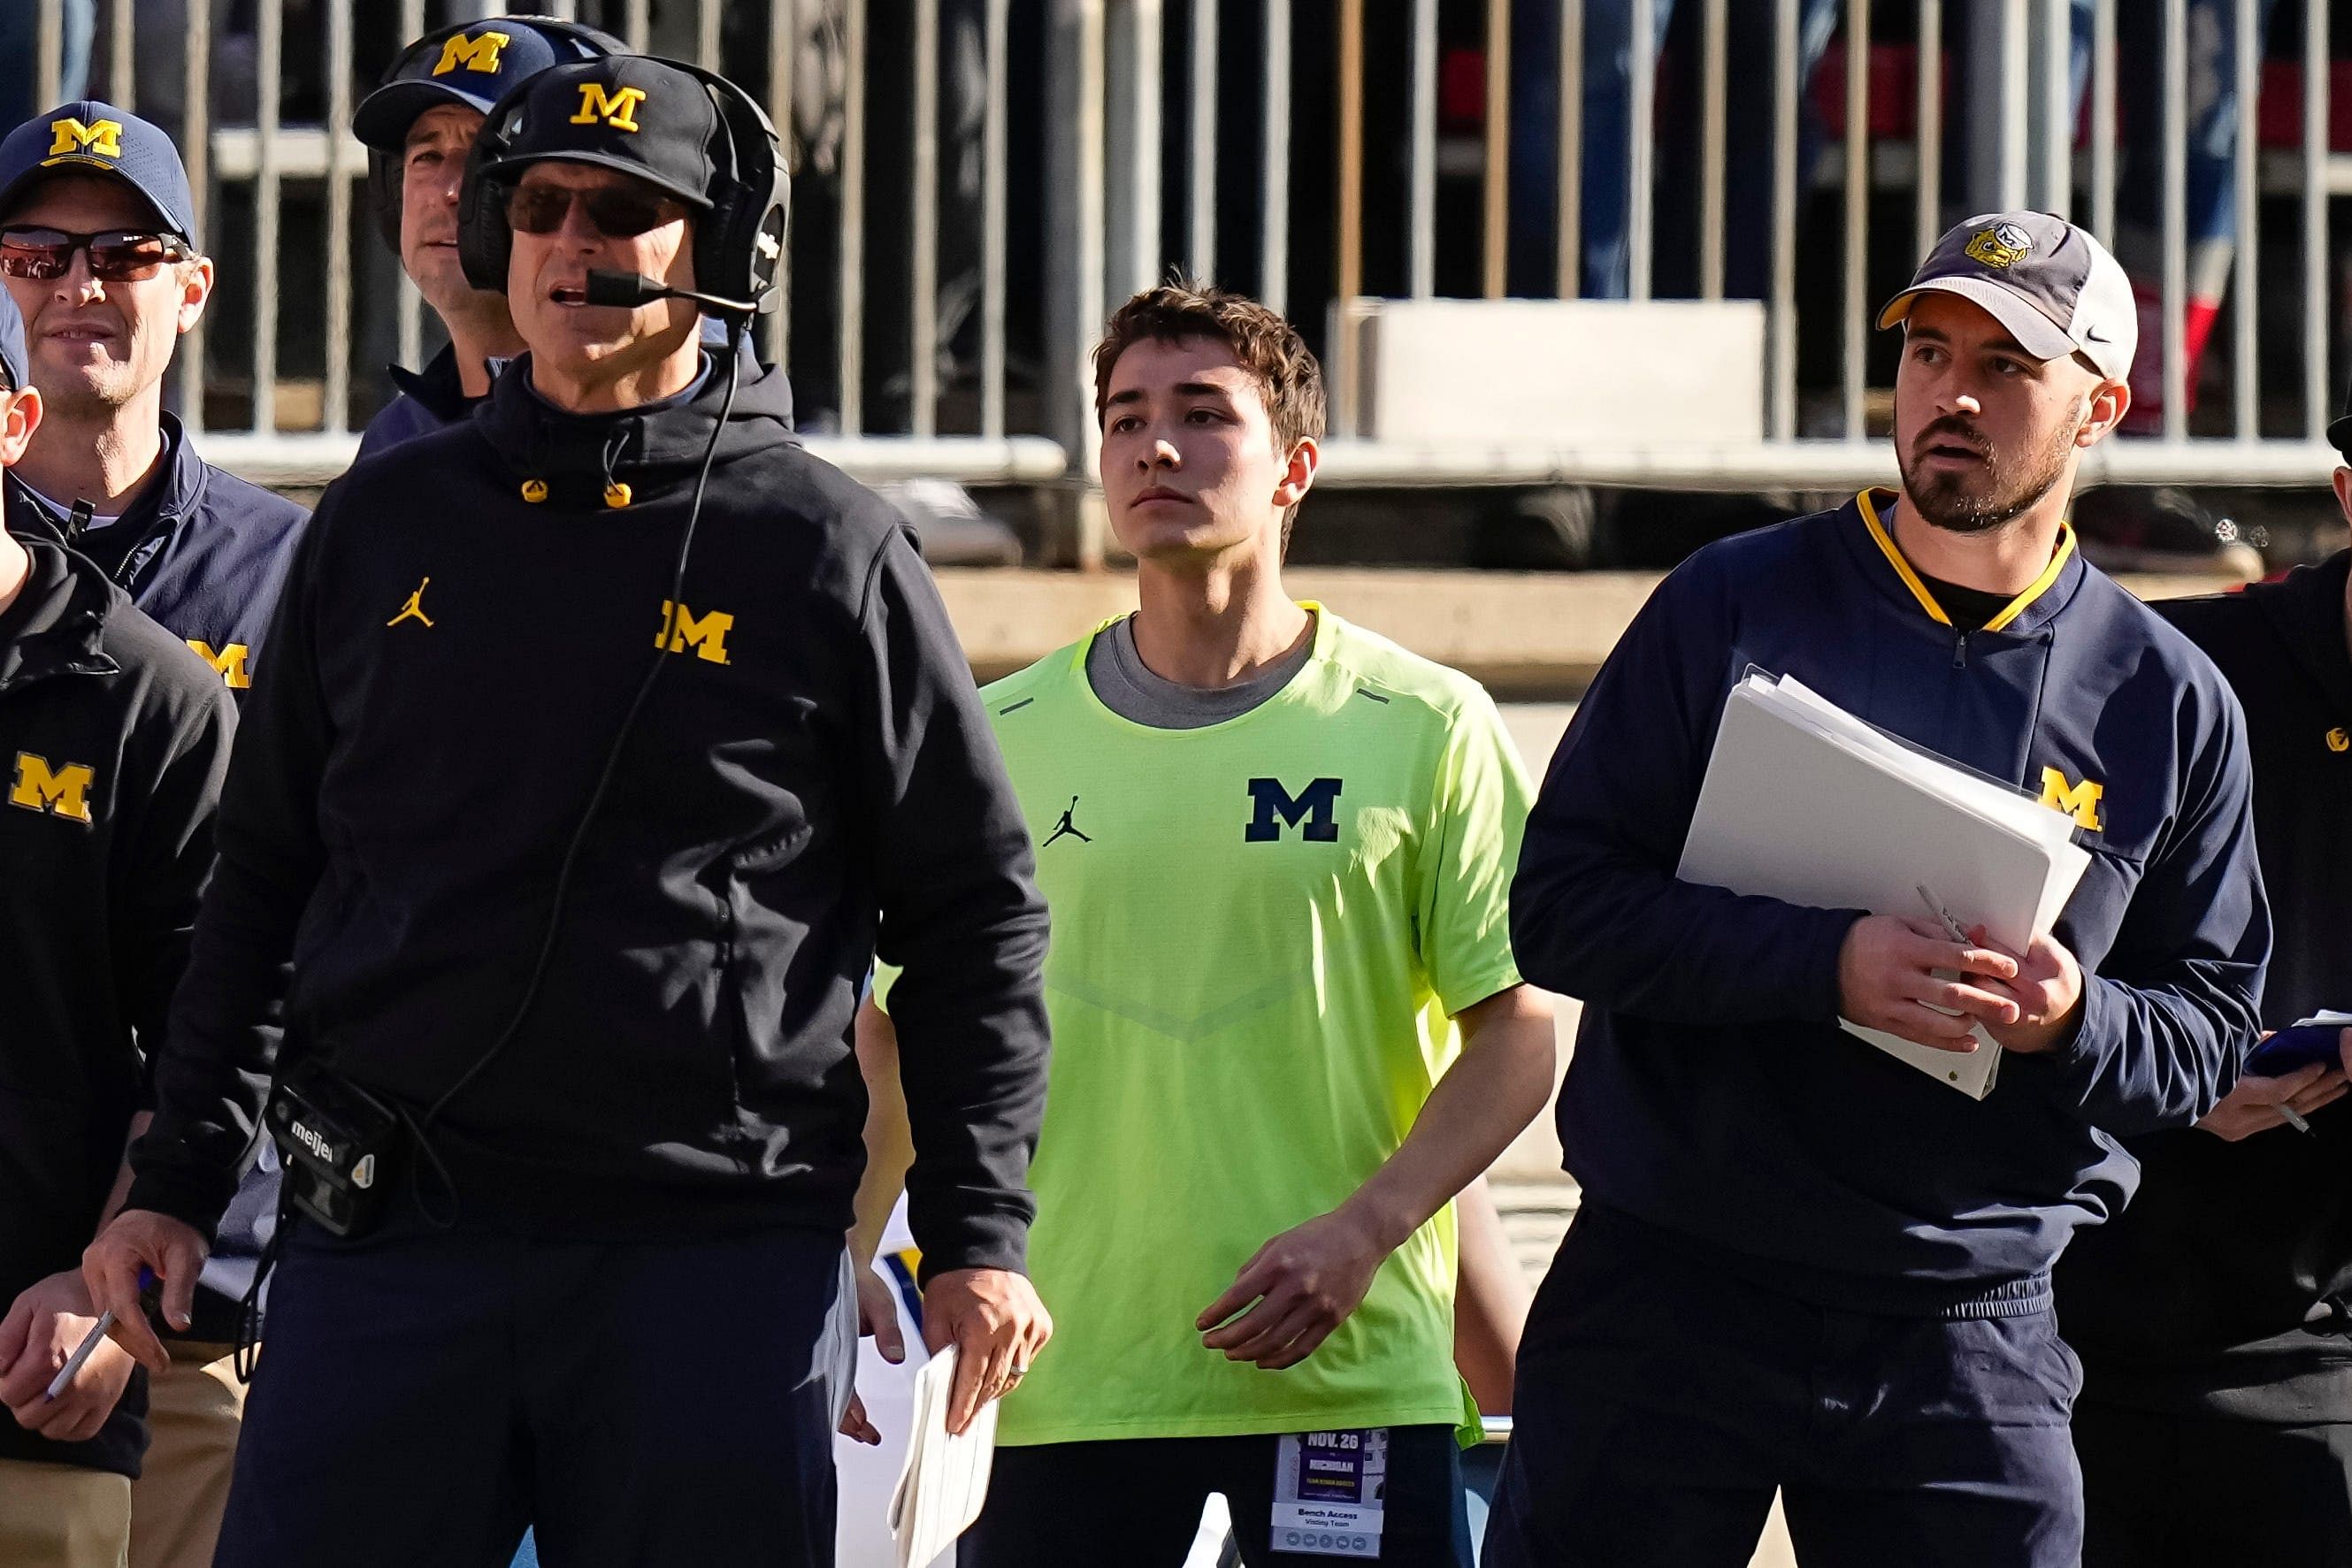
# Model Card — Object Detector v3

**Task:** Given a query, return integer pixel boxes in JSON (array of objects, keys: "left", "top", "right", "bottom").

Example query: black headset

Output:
[
  {"left": 364, "top": 16, "right": 626, "bottom": 253},
  {"left": 455, "top": 57, "right": 789, "bottom": 317}
]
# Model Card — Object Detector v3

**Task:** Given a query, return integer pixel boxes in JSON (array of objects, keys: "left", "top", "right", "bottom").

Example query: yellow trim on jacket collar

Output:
[{"left": 1857, "top": 489, "right": 2076, "bottom": 634}]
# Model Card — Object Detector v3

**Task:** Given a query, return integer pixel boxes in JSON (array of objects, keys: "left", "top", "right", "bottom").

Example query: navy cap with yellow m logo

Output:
[
  {"left": 0, "top": 102, "right": 200, "bottom": 249},
  {"left": 355, "top": 22, "right": 575, "bottom": 153}
]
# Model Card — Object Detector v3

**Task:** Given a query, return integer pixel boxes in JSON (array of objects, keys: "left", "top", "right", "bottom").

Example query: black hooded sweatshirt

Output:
[
  {"left": 126, "top": 354, "right": 1050, "bottom": 1280},
  {"left": 2057, "top": 551, "right": 2352, "bottom": 1421},
  {"left": 0, "top": 536, "right": 235, "bottom": 1478}
]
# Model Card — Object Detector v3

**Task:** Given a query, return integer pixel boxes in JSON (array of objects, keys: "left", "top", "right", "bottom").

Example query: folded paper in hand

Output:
[
  {"left": 888, "top": 1344, "right": 1000, "bottom": 1568},
  {"left": 1676, "top": 672, "right": 2091, "bottom": 1098}
]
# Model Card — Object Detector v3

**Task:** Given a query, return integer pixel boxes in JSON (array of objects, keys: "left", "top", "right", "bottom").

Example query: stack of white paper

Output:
[
  {"left": 886, "top": 1346, "right": 999, "bottom": 1568},
  {"left": 1676, "top": 672, "right": 2092, "bottom": 1098}
]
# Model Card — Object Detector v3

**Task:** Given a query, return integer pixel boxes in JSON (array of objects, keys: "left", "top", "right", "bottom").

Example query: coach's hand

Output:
[
  {"left": 0, "top": 1270, "right": 137, "bottom": 1443},
  {"left": 838, "top": 1261, "right": 908, "bottom": 1446},
  {"left": 923, "top": 1267, "right": 1051, "bottom": 1437},
  {"left": 82, "top": 1209, "right": 207, "bottom": 1373},
  {"left": 1965, "top": 926, "right": 2084, "bottom": 1056},
  {"left": 2197, "top": 1030, "right": 2352, "bottom": 1142},
  {"left": 1198, "top": 1207, "right": 1385, "bottom": 1373},
  {"left": 1835, "top": 914, "right": 2021, "bottom": 1052}
]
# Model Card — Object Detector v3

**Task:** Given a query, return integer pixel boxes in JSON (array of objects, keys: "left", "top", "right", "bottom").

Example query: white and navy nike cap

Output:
[{"left": 1877, "top": 211, "right": 2135, "bottom": 383}]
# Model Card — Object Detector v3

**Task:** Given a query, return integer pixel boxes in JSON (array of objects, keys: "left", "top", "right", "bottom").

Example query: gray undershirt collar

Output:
[{"left": 1084, "top": 612, "right": 1315, "bottom": 730}]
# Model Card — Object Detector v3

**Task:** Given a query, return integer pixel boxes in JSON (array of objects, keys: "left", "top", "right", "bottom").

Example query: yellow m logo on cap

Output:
[
  {"left": 433, "top": 30, "right": 509, "bottom": 77},
  {"left": 48, "top": 117, "right": 123, "bottom": 159},
  {"left": 10, "top": 753, "right": 95, "bottom": 823},
  {"left": 571, "top": 83, "right": 647, "bottom": 134},
  {"left": 2039, "top": 767, "right": 2104, "bottom": 831}
]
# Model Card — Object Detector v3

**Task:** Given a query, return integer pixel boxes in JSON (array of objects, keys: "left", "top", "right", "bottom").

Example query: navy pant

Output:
[
  {"left": 1483, "top": 1204, "right": 2082, "bottom": 1568},
  {"left": 2076, "top": 1398, "right": 2352, "bottom": 1568},
  {"left": 962, "top": 1426, "right": 1470, "bottom": 1567},
  {"left": 214, "top": 1206, "right": 855, "bottom": 1568}
]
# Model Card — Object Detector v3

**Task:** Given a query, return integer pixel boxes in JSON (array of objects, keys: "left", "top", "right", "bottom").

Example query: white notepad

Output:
[
  {"left": 1677, "top": 672, "right": 2090, "bottom": 1098},
  {"left": 887, "top": 1345, "right": 1000, "bottom": 1568}
]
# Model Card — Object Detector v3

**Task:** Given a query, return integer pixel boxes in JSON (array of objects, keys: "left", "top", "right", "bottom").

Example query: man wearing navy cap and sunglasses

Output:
[{"left": 0, "top": 100, "right": 303, "bottom": 1568}]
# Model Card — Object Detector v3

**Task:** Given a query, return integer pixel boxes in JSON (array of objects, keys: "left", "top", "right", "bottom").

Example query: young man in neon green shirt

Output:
[{"left": 861, "top": 281, "right": 1554, "bottom": 1564}]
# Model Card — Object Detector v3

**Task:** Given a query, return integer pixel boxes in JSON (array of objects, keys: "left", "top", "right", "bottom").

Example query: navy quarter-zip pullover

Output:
[{"left": 1514, "top": 490, "right": 2268, "bottom": 1312}]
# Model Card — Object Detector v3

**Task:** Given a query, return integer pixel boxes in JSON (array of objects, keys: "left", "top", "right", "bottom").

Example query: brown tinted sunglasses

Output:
[
  {"left": 505, "top": 184, "right": 682, "bottom": 239},
  {"left": 0, "top": 226, "right": 192, "bottom": 282}
]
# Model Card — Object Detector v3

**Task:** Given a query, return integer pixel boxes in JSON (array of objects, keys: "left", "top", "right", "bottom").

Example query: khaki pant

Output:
[
  {"left": 0, "top": 1459, "right": 133, "bottom": 1568},
  {"left": 127, "top": 1342, "right": 249, "bottom": 1568}
]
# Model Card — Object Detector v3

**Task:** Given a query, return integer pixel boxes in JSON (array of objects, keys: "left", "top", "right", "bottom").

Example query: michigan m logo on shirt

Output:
[
  {"left": 656, "top": 600, "right": 733, "bottom": 664},
  {"left": 187, "top": 639, "right": 252, "bottom": 690},
  {"left": 10, "top": 753, "right": 96, "bottom": 823},
  {"left": 2039, "top": 767, "right": 2103, "bottom": 831},
  {"left": 1245, "top": 776, "right": 1342, "bottom": 843}
]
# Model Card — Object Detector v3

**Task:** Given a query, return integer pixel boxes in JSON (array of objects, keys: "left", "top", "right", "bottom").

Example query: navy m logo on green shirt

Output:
[{"left": 1245, "top": 776, "right": 1342, "bottom": 842}]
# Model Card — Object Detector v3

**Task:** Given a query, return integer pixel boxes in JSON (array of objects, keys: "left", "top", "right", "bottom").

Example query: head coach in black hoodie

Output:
[
  {"left": 80, "top": 55, "right": 1052, "bottom": 1566},
  {"left": 0, "top": 287, "right": 236, "bottom": 1562},
  {"left": 2057, "top": 463, "right": 2352, "bottom": 1565}
]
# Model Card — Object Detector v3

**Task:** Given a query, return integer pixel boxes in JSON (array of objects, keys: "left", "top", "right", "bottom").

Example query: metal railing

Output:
[{"left": 16, "top": 0, "right": 2348, "bottom": 507}]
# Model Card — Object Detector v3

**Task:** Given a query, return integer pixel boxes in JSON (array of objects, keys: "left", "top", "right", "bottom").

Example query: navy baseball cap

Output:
[
  {"left": 1878, "top": 211, "right": 2136, "bottom": 383},
  {"left": 356, "top": 21, "right": 578, "bottom": 152},
  {"left": 476, "top": 56, "right": 721, "bottom": 210},
  {"left": 0, "top": 102, "right": 200, "bottom": 249},
  {"left": 0, "top": 287, "right": 26, "bottom": 391}
]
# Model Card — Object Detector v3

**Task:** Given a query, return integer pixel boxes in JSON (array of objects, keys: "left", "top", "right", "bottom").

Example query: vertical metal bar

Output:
[
  {"left": 2233, "top": 0, "right": 2257, "bottom": 440},
  {"left": 1626, "top": 0, "right": 1651, "bottom": 301},
  {"left": 1043, "top": 0, "right": 1109, "bottom": 547},
  {"left": 1335, "top": 0, "right": 1363, "bottom": 433},
  {"left": 2040, "top": 0, "right": 2070, "bottom": 210},
  {"left": 110, "top": 0, "right": 134, "bottom": 107},
  {"left": 2091, "top": 0, "right": 2116, "bottom": 241},
  {"left": 546, "top": 0, "right": 577, "bottom": 18},
  {"left": 1190, "top": 0, "right": 1219, "bottom": 279},
  {"left": 1769, "top": 0, "right": 1797, "bottom": 440},
  {"left": 1697, "top": 0, "right": 1726, "bottom": 301},
  {"left": 2000, "top": 0, "right": 2028, "bottom": 208},
  {"left": 624, "top": 0, "right": 651, "bottom": 53},
  {"left": 180, "top": 0, "right": 212, "bottom": 434},
  {"left": 36, "top": 0, "right": 62, "bottom": 111},
  {"left": 1482, "top": 0, "right": 1510, "bottom": 299},
  {"left": 2161, "top": 0, "right": 2187, "bottom": 440},
  {"left": 398, "top": 0, "right": 425, "bottom": 379},
  {"left": 253, "top": 0, "right": 284, "bottom": 434},
  {"left": 983, "top": 0, "right": 1008, "bottom": 437},
  {"left": 1260, "top": 0, "right": 1291, "bottom": 311},
  {"left": 766, "top": 0, "right": 795, "bottom": 373},
  {"left": 2306, "top": 0, "right": 2330, "bottom": 438},
  {"left": 1917, "top": 0, "right": 1942, "bottom": 260},
  {"left": 326, "top": 0, "right": 354, "bottom": 432},
  {"left": 1411, "top": 0, "right": 1437, "bottom": 298},
  {"left": 912, "top": 0, "right": 940, "bottom": 436},
  {"left": 1113, "top": 0, "right": 1164, "bottom": 296},
  {"left": 1554, "top": 0, "right": 1580, "bottom": 298},
  {"left": 1841, "top": 0, "right": 1868, "bottom": 439},
  {"left": 839, "top": 0, "right": 867, "bottom": 432},
  {"left": 697, "top": 0, "right": 722, "bottom": 69}
]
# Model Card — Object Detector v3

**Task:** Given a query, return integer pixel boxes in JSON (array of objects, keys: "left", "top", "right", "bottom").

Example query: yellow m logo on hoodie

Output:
[
  {"left": 10, "top": 753, "right": 96, "bottom": 823},
  {"left": 2039, "top": 768, "right": 2103, "bottom": 831}
]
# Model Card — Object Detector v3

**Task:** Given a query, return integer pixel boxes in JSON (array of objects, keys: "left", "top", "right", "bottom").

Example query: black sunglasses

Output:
[
  {"left": 0, "top": 226, "right": 191, "bottom": 283},
  {"left": 504, "top": 183, "right": 681, "bottom": 240}
]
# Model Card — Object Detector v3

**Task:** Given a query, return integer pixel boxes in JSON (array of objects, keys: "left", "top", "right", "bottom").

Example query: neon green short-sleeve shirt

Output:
[{"left": 885, "top": 606, "right": 1531, "bottom": 1445}]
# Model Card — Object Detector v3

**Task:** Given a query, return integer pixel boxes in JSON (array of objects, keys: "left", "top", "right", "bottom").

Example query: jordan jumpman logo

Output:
[
  {"left": 1041, "top": 796, "right": 1092, "bottom": 847},
  {"left": 387, "top": 577, "right": 435, "bottom": 629}
]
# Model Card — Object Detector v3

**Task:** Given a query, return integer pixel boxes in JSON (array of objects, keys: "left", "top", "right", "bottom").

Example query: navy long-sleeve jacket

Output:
[{"left": 1514, "top": 491, "right": 2268, "bottom": 1312}]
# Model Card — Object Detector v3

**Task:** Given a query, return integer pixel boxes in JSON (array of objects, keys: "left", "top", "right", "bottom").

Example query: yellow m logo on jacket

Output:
[
  {"left": 48, "top": 117, "right": 123, "bottom": 159},
  {"left": 571, "top": 83, "right": 647, "bottom": 133},
  {"left": 433, "top": 30, "right": 509, "bottom": 76},
  {"left": 10, "top": 753, "right": 96, "bottom": 823},
  {"left": 656, "top": 600, "right": 732, "bottom": 664},
  {"left": 2039, "top": 767, "right": 2103, "bottom": 831},
  {"left": 187, "top": 639, "right": 252, "bottom": 690}
]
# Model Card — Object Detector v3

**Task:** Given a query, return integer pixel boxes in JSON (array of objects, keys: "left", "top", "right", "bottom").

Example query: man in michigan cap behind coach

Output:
[
  {"left": 1488, "top": 210, "right": 2266, "bottom": 1566},
  {"left": 0, "top": 100, "right": 303, "bottom": 1568},
  {"left": 81, "top": 53, "right": 1050, "bottom": 1565}
]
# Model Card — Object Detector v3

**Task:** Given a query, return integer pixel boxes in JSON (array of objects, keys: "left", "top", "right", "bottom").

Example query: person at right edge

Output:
[
  {"left": 2054, "top": 427, "right": 2352, "bottom": 1564},
  {"left": 1485, "top": 211, "right": 2269, "bottom": 1568},
  {"left": 78, "top": 53, "right": 1050, "bottom": 1564}
]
